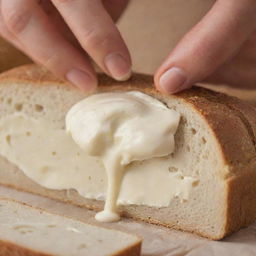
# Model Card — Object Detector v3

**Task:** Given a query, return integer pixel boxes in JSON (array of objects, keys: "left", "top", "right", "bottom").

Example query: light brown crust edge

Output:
[
  {"left": 183, "top": 88, "right": 256, "bottom": 237},
  {"left": 0, "top": 237, "right": 141, "bottom": 256},
  {"left": 1, "top": 64, "right": 256, "bottom": 239},
  {"left": 0, "top": 240, "right": 51, "bottom": 256}
]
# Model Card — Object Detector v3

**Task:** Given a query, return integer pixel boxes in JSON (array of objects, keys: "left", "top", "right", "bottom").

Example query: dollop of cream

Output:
[{"left": 66, "top": 91, "right": 180, "bottom": 222}]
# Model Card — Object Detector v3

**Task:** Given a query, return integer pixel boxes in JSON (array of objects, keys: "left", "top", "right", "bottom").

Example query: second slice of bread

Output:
[{"left": 0, "top": 198, "right": 141, "bottom": 256}]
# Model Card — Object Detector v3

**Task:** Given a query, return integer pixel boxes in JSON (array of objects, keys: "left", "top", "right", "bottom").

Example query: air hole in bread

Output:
[
  {"left": 13, "top": 225, "right": 35, "bottom": 234},
  {"left": 202, "top": 137, "right": 206, "bottom": 144},
  {"left": 26, "top": 131, "right": 31, "bottom": 136},
  {"left": 46, "top": 224, "right": 56, "bottom": 228},
  {"left": 168, "top": 166, "right": 178, "bottom": 172},
  {"left": 6, "top": 135, "right": 11, "bottom": 145},
  {"left": 35, "top": 104, "right": 44, "bottom": 112},
  {"left": 203, "top": 154, "right": 208, "bottom": 160},
  {"left": 52, "top": 151, "right": 57, "bottom": 156},
  {"left": 192, "top": 180, "right": 199, "bottom": 187},
  {"left": 15, "top": 103, "right": 23, "bottom": 111},
  {"left": 191, "top": 128, "right": 197, "bottom": 135},
  {"left": 78, "top": 244, "right": 87, "bottom": 250},
  {"left": 180, "top": 117, "right": 187, "bottom": 126},
  {"left": 88, "top": 176, "right": 92, "bottom": 180},
  {"left": 7, "top": 98, "right": 12, "bottom": 104}
]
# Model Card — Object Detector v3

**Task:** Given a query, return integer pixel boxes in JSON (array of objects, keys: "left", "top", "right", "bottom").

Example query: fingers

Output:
[
  {"left": 155, "top": 0, "right": 256, "bottom": 93},
  {"left": 102, "top": 0, "right": 130, "bottom": 22},
  {"left": 0, "top": 0, "right": 22, "bottom": 50},
  {"left": 52, "top": 0, "right": 131, "bottom": 81},
  {"left": 1, "top": 0, "right": 97, "bottom": 91}
]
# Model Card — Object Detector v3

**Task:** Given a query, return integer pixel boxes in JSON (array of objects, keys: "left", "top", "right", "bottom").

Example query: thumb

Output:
[{"left": 154, "top": 0, "right": 256, "bottom": 94}]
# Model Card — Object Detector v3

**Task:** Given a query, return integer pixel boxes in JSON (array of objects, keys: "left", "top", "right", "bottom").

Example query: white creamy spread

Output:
[
  {"left": 0, "top": 92, "right": 198, "bottom": 223},
  {"left": 66, "top": 91, "right": 180, "bottom": 222}
]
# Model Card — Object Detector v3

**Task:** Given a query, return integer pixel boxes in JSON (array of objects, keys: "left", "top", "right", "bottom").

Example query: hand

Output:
[
  {"left": 0, "top": 0, "right": 131, "bottom": 91},
  {"left": 155, "top": 0, "right": 256, "bottom": 93}
]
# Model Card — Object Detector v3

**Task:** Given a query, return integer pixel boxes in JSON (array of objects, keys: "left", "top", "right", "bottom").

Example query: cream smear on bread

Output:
[
  {"left": 0, "top": 91, "right": 198, "bottom": 222},
  {"left": 66, "top": 91, "right": 196, "bottom": 222}
]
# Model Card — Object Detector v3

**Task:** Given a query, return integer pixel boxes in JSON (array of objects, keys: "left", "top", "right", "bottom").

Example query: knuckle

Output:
[
  {"left": 41, "top": 52, "right": 67, "bottom": 77},
  {"left": 4, "top": 7, "right": 31, "bottom": 34},
  {"left": 82, "top": 27, "right": 114, "bottom": 50},
  {"left": 43, "top": 52, "right": 60, "bottom": 69}
]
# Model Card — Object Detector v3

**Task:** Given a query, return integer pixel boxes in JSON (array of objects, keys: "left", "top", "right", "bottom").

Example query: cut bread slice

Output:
[
  {"left": 0, "top": 198, "right": 141, "bottom": 256},
  {"left": 0, "top": 65, "right": 255, "bottom": 240}
]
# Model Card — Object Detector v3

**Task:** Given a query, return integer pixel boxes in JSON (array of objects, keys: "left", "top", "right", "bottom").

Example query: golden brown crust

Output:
[
  {"left": 182, "top": 89, "right": 256, "bottom": 238},
  {"left": 0, "top": 237, "right": 141, "bottom": 256},
  {"left": 0, "top": 240, "right": 51, "bottom": 256},
  {"left": 113, "top": 242, "right": 141, "bottom": 256},
  {"left": 225, "top": 166, "right": 256, "bottom": 238},
  {"left": 0, "top": 64, "right": 152, "bottom": 90},
  {"left": 0, "top": 64, "right": 64, "bottom": 86}
]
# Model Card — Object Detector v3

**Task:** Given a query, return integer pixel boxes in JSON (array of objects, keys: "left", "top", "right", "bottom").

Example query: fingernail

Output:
[
  {"left": 66, "top": 69, "right": 97, "bottom": 91},
  {"left": 159, "top": 67, "right": 187, "bottom": 93},
  {"left": 105, "top": 52, "right": 131, "bottom": 81}
]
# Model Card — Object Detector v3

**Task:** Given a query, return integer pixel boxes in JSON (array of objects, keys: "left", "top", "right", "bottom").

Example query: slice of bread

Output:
[
  {"left": 0, "top": 198, "right": 141, "bottom": 256},
  {"left": 0, "top": 65, "right": 255, "bottom": 240}
]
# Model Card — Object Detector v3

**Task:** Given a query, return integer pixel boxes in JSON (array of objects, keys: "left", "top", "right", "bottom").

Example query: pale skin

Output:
[{"left": 0, "top": 0, "right": 256, "bottom": 93}]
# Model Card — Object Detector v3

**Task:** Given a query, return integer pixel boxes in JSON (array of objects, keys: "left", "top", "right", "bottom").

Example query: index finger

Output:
[{"left": 52, "top": 0, "right": 131, "bottom": 81}]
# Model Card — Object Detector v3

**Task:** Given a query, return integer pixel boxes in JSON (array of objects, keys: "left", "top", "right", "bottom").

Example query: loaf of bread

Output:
[
  {"left": 0, "top": 198, "right": 141, "bottom": 256},
  {"left": 0, "top": 65, "right": 255, "bottom": 240}
]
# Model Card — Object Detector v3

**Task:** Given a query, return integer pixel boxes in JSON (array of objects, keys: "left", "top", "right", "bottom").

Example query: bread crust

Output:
[
  {"left": 0, "top": 240, "right": 51, "bottom": 256},
  {"left": 0, "top": 64, "right": 256, "bottom": 240},
  {"left": 0, "top": 240, "right": 141, "bottom": 256}
]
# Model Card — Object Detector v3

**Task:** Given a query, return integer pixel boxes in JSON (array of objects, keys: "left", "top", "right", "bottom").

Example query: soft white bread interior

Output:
[
  {"left": 0, "top": 65, "right": 256, "bottom": 240},
  {"left": 0, "top": 198, "right": 141, "bottom": 256}
]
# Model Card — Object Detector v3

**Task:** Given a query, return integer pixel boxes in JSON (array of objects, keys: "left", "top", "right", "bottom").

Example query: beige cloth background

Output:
[
  {"left": 0, "top": 0, "right": 214, "bottom": 74},
  {"left": 118, "top": 0, "right": 214, "bottom": 74}
]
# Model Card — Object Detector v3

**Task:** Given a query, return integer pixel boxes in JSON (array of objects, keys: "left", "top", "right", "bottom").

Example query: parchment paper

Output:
[{"left": 0, "top": 186, "right": 255, "bottom": 256}]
